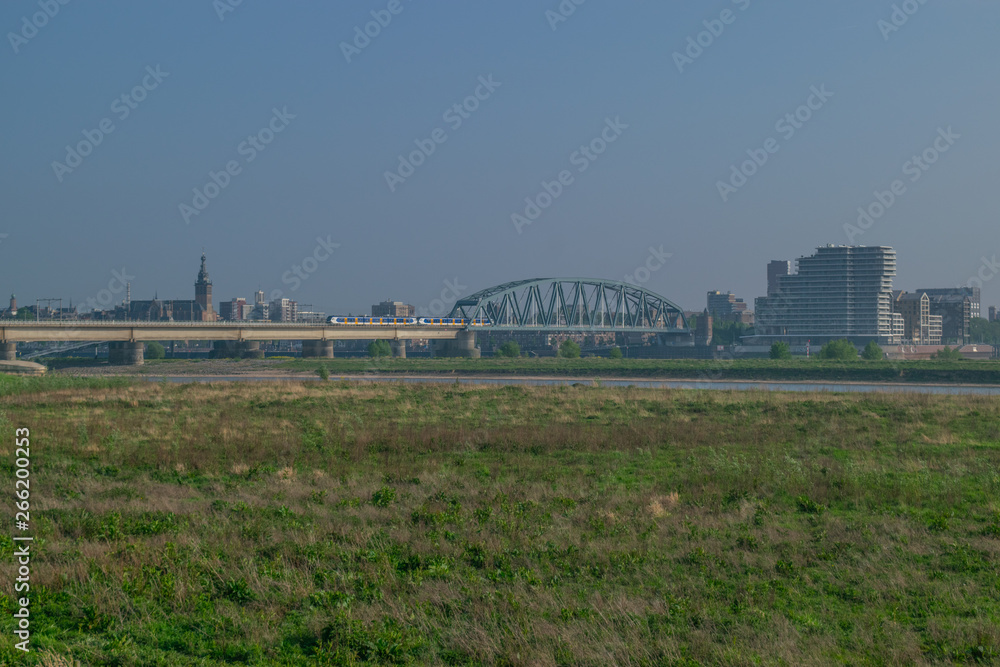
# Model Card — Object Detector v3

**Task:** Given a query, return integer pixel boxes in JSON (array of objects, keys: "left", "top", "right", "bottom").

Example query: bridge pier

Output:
[
  {"left": 108, "top": 341, "right": 144, "bottom": 366},
  {"left": 390, "top": 340, "right": 406, "bottom": 358},
  {"left": 433, "top": 331, "right": 480, "bottom": 358},
  {"left": 302, "top": 340, "right": 334, "bottom": 358},
  {"left": 0, "top": 342, "right": 16, "bottom": 361}
]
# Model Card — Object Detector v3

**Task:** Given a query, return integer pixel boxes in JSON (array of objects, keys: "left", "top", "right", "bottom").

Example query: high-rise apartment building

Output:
[
  {"left": 270, "top": 298, "right": 298, "bottom": 322},
  {"left": 754, "top": 245, "right": 897, "bottom": 342},
  {"left": 766, "top": 260, "right": 791, "bottom": 296}
]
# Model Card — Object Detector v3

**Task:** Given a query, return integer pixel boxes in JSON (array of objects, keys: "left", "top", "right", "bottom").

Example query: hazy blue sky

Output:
[{"left": 2, "top": 0, "right": 998, "bottom": 315}]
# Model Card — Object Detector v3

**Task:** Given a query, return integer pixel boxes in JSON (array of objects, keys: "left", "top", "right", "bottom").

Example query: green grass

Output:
[
  {"left": 0, "top": 378, "right": 999, "bottom": 664},
  {"left": 280, "top": 356, "right": 1000, "bottom": 384}
]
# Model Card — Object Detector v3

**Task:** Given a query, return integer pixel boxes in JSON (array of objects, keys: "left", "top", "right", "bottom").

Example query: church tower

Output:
[{"left": 195, "top": 253, "right": 213, "bottom": 319}]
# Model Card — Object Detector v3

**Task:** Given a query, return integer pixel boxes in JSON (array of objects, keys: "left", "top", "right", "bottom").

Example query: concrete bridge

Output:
[{"left": 0, "top": 322, "right": 476, "bottom": 365}]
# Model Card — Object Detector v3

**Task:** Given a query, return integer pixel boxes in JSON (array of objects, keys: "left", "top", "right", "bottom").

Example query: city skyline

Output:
[{"left": 2, "top": 2, "right": 999, "bottom": 316}]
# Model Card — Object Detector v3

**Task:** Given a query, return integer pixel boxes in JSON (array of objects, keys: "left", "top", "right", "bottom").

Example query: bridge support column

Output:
[
  {"left": 433, "top": 331, "right": 480, "bottom": 358},
  {"left": 390, "top": 340, "right": 406, "bottom": 358},
  {"left": 0, "top": 342, "right": 16, "bottom": 361},
  {"left": 238, "top": 341, "right": 263, "bottom": 359},
  {"left": 302, "top": 340, "right": 334, "bottom": 358},
  {"left": 109, "top": 341, "right": 144, "bottom": 366}
]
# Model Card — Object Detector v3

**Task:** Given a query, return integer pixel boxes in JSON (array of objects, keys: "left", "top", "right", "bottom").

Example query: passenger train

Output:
[{"left": 326, "top": 316, "right": 491, "bottom": 326}]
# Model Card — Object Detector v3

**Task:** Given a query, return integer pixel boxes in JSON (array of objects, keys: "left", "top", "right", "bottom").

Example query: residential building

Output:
[
  {"left": 926, "top": 293, "right": 971, "bottom": 344},
  {"left": 707, "top": 290, "right": 752, "bottom": 324},
  {"left": 220, "top": 298, "right": 249, "bottom": 321},
  {"left": 372, "top": 300, "right": 415, "bottom": 317},
  {"left": 917, "top": 287, "right": 979, "bottom": 319},
  {"left": 892, "top": 292, "right": 942, "bottom": 344},
  {"left": 270, "top": 298, "right": 297, "bottom": 322},
  {"left": 753, "top": 245, "right": 897, "bottom": 343},
  {"left": 766, "top": 260, "right": 791, "bottom": 296}
]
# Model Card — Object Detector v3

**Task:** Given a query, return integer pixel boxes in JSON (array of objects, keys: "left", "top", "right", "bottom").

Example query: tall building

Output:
[
  {"left": 926, "top": 294, "right": 971, "bottom": 344},
  {"left": 754, "top": 245, "right": 897, "bottom": 343},
  {"left": 706, "top": 291, "right": 751, "bottom": 323},
  {"left": 195, "top": 253, "right": 214, "bottom": 319},
  {"left": 270, "top": 298, "right": 298, "bottom": 322},
  {"left": 372, "top": 300, "right": 415, "bottom": 317},
  {"left": 220, "top": 298, "right": 249, "bottom": 321},
  {"left": 8, "top": 294, "right": 16, "bottom": 317},
  {"left": 766, "top": 260, "right": 791, "bottom": 296},
  {"left": 892, "top": 292, "right": 942, "bottom": 344},
  {"left": 250, "top": 291, "right": 269, "bottom": 321},
  {"left": 916, "top": 287, "right": 979, "bottom": 319},
  {"left": 990, "top": 306, "right": 997, "bottom": 322}
]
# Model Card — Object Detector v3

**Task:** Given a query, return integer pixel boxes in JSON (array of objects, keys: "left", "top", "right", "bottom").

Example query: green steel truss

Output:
[{"left": 448, "top": 278, "right": 690, "bottom": 333}]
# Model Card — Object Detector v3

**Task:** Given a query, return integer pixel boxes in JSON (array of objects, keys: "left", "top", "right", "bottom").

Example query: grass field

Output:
[
  {"left": 46, "top": 355, "right": 1000, "bottom": 385},
  {"left": 0, "top": 374, "right": 999, "bottom": 665}
]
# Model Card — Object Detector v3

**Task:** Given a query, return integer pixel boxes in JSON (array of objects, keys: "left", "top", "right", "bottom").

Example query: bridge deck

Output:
[{"left": 0, "top": 322, "right": 465, "bottom": 342}]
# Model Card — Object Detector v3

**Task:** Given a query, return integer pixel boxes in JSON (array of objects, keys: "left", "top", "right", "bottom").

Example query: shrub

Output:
[
  {"left": 496, "top": 341, "right": 520, "bottom": 358},
  {"left": 368, "top": 340, "right": 392, "bottom": 358},
  {"left": 862, "top": 340, "right": 883, "bottom": 360},
  {"left": 819, "top": 339, "right": 858, "bottom": 360},
  {"left": 609, "top": 347, "right": 623, "bottom": 359},
  {"left": 315, "top": 365, "right": 330, "bottom": 380},
  {"left": 559, "top": 340, "right": 581, "bottom": 359},
  {"left": 146, "top": 342, "right": 166, "bottom": 360},
  {"left": 371, "top": 486, "right": 396, "bottom": 507},
  {"left": 770, "top": 341, "right": 792, "bottom": 360},
  {"left": 932, "top": 345, "right": 963, "bottom": 361}
]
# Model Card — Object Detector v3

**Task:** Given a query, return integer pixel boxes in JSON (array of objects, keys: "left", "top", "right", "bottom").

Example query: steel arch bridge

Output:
[{"left": 447, "top": 278, "right": 690, "bottom": 334}]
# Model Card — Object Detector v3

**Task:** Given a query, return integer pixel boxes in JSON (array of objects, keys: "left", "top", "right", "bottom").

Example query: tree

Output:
[
  {"left": 315, "top": 365, "right": 330, "bottom": 380},
  {"left": 146, "top": 342, "right": 165, "bottom": 360},
  {"left": 769, "top": 341, "right": 792, "bottom": 360},
  {"left": 496, "top": 340, "right": 520, "bottom": 358},
  {"left": 367, "top": 340, "right": 391, "bottom": 358},
  {"left": 711, "top": 320, "right": 752, "bottom": 346},
  {"left": 862, "top": 341, "right": 883, "bottom": 361},
  {"left": 931, "top": 345, "right": 963, "bottom": 361},
  {"left": 609, "top": 346, "right": 623, "bottom": 359},
  {"left": 559, "top": 339, "right": 581, "bottom": 359},
  {"left": 970, "top": 317, "right": 1000, "bottom": 344},
  {"left": 818, "top": 339, "right": 858, "bottom": 360}
]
